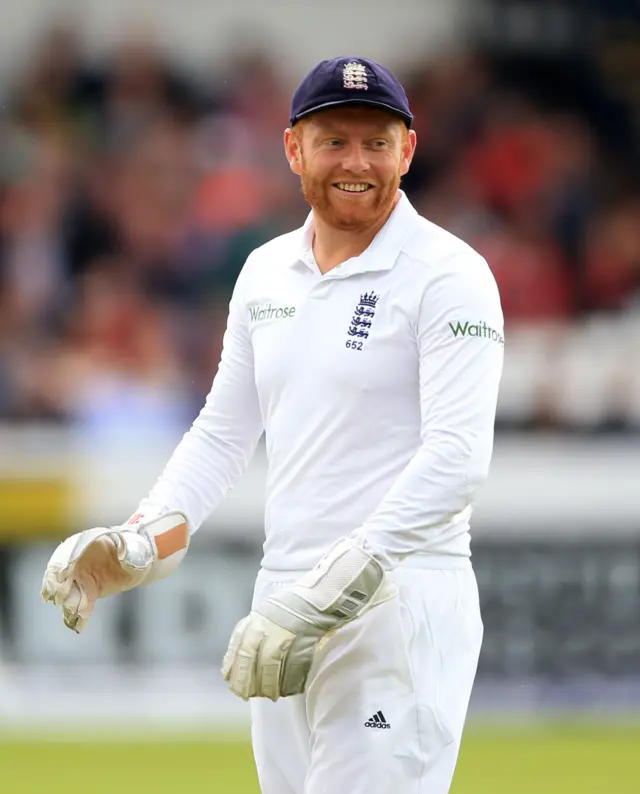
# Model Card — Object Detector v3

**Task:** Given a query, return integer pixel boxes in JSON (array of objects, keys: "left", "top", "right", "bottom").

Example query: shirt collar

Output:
[{"left": 290, "top": 191, "right": 419, "bottom": 276}]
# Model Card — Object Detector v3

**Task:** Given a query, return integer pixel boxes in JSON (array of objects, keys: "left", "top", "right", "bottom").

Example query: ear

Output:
[
  {"left": 399, "top": 129, "right": 417, "bottom": 178},
  {"left": 284, "top": 127, "right": 303, "bottom": 176}
]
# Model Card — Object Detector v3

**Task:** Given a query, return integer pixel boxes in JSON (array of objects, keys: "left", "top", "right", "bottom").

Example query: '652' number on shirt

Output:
[{"left": 345, "top": 340, "right": 363, "bottom": 351}]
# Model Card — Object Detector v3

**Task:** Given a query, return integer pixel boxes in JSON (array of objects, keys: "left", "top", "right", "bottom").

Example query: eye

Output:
[
  {"left": 327, "top": 139, "right": 343, "bottom": 147},
  {"left": 372, "top": 139, "right": 389, "bottom": 149}
]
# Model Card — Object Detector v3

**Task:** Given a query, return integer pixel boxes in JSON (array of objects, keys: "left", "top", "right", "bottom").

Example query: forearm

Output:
[
  {"left": 351, "top": 428, "right": 493, "bottom": 569},
  {"left": 141, "top": 418, "right": 261, "bottom": 533}
]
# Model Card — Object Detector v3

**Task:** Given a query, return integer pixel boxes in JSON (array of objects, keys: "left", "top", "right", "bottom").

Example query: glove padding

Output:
[
  {"left": 221, "top": 537, "right": 397, "bottom": 701},
  {"left": 42, "top": 509, "right": 189, "bottom": 633}
]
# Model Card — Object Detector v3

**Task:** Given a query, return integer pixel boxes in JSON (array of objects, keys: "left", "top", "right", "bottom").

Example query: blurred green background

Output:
[{"left": 2, "top": 724, "right": 639, "bottom": 794}]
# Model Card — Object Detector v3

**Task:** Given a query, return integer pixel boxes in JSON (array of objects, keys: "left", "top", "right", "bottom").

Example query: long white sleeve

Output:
[
  {"left": 140, "top": 259, "right": 264, "bottom": 532},
  {"left": 126, "top": 193, "right": 504, "bottom": 570},
  {"left": 352, "top": 252, "right": 504, "bottom": 569}
]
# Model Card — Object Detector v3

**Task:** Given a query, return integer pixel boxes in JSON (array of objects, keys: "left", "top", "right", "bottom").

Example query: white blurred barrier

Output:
[{"left": 498, "top": 315, "right": 640, "bottom": 430}]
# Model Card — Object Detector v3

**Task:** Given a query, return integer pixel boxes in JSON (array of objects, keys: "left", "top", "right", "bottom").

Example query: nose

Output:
[{"left": 342, "top": 142, "right": 370, "bottom": 174}]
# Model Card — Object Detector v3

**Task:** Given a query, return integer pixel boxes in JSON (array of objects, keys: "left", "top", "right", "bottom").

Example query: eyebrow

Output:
[{"left": 312, "top": 124, "right": 396, "bottom": 138}]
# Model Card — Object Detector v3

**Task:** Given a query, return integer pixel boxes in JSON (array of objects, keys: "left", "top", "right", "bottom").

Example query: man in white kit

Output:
[{"left": 42, "top": 57, "right": 504, "bottom": 793}]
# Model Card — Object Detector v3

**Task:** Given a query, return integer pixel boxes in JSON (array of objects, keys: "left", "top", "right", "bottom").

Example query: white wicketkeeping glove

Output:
[
  {"left": 221, "top": 537, "right": 397, "bottom": 702},
  {"left": 41, "top": 507, "right": 189, "bottom": 633}
]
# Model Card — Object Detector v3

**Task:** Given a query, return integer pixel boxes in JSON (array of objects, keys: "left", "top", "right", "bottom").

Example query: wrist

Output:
[
  {"left": 348, "top": 529, "right": 395, "bottom": 571},
  {"left": 121, "top": 509, "right": 190, "bottom": 585}
]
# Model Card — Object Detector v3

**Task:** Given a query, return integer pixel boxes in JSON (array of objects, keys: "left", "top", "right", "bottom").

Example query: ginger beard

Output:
[{"left": 297, "top": 141, "right": 404, "bottom": 233}]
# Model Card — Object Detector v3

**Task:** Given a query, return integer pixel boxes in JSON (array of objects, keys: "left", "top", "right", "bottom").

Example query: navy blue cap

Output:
[{"left": 290, "top": 57, "right": 413, "bottom": 127}]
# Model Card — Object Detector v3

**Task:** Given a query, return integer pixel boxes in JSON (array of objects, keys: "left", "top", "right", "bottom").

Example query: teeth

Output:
[{"left": 337, "top": 183, "right": 370, "bottom": 192}]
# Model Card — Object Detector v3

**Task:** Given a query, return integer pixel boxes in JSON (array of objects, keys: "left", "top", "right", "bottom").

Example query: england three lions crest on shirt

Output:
[{"left": 346, "top": 292, "right": 379, "bottom": 350}]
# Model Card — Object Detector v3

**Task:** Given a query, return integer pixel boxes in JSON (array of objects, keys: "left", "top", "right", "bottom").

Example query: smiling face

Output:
[{"left": 284, "top": 107, "right": 416, "bottom": 233}]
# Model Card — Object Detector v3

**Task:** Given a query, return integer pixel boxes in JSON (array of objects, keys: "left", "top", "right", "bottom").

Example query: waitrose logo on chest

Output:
[
  {"left": 249, "top": 303, "right": 296, "bottom": 322},
  {"left": 449, "top": 320, "right": 504, "bottom": 346}
]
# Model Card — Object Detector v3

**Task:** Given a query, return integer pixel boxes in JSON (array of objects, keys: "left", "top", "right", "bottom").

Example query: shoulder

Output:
[
  {"left": 394, "top": 213, "right": 502, "bottom": 319},
  {"left": 232, "top": 225, "right": 305, "bottom": 299},
  {"left": 401, "top": 215, "right": 494, "bottom": 284},
  {"left": 243, "top": 227, "right": 304, "bottom": 273}
]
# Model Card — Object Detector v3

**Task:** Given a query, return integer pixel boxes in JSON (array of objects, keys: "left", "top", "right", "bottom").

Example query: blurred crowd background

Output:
[{"left": 1, "top": 1, "right": 639, "bottom": 439}]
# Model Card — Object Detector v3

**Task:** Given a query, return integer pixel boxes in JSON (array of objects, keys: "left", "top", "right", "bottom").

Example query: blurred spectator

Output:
[
  {"left": 29, "top": 261, "right": 193, "bottom": 439},
  {"left": 11, "top": 21, "right": 103, "bottom": 139},
  {"left": 473, "top": 212, "right": 575, "bottom": 323},
  {"left": 0, "top": 130, "right": 73, "bottom": 335},
  {"left": 581, "top": 198, "right": 640, "bottom": 312}
]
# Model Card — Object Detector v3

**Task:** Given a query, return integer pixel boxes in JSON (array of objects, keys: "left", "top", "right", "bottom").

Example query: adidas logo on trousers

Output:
[{"left": 364, "top": 711, "right": 390, "bottom": 729}]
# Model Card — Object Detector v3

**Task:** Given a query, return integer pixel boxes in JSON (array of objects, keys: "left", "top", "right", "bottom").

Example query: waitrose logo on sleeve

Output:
[
  {"left": 449, "top": 320, "right": 504, "bottom": 346},
  {"left": 249, "top": 303, "right": 296, "bottom": 322}
]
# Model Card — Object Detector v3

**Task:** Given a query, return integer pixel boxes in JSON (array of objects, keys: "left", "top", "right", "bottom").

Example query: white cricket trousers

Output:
[{"left": 249, "top": 555, "right": 483, "bottom": 794}]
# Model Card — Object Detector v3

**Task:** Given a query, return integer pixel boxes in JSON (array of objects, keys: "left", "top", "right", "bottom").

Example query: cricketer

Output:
[{"left": 42, "top": 56, "right": 504, "bottom": 794}]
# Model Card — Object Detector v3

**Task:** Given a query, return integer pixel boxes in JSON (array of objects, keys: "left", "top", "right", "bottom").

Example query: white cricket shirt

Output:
[{"left": 142, "top": 192, "right": 504, "bottom": 571}]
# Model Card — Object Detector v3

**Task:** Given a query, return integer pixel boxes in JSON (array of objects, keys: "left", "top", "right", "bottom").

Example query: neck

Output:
[{"left": 312, "top": 192, "right": 400, "bottom": 275}]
